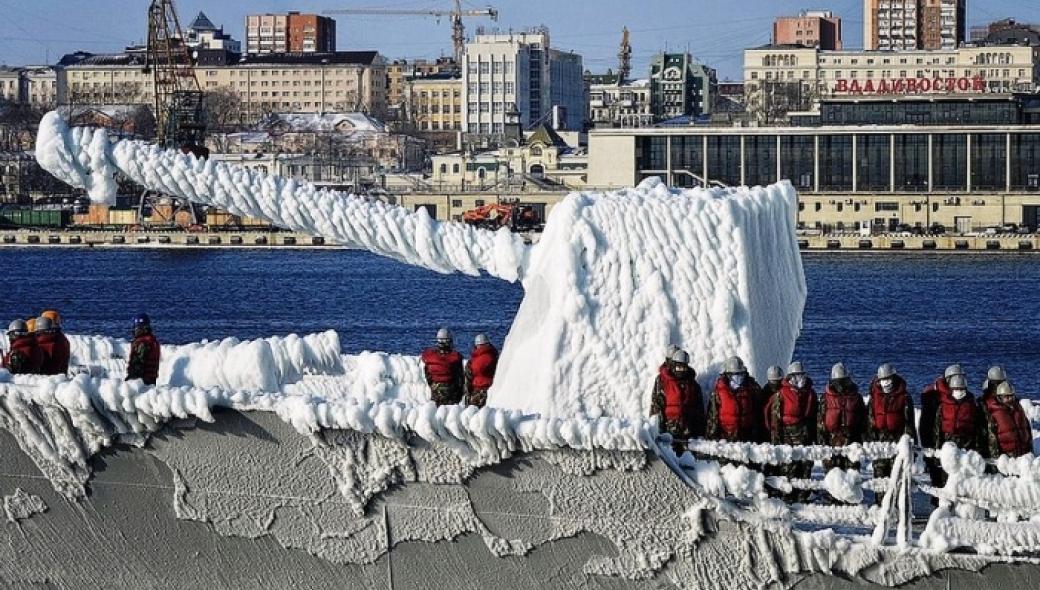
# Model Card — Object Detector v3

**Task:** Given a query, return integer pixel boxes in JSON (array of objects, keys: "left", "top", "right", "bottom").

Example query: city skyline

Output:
[{"left": 0, "top": 0, "right": 1039, "bottom": 80}]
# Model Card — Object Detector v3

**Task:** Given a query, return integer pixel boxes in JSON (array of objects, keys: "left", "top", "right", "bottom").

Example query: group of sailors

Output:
[
  {"left": 3, "top": 312, "right": 161, "bottom": 385},
  {"left": 420, "top": 328, "right": 498, "bottom": 407},
  {"left": 650, "top": 347, "right": 1033, "bottom": 498}
]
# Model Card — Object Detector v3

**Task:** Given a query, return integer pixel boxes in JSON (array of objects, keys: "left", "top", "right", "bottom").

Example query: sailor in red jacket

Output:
[
  {"left": 421, "top": 328, "right": 465, "bottom": 406},
  {"left": 920, "top": 364, "right": 963, "bottom": 491},
  {"left": 765, "top": 361, "right": 817, "bottom": 501},
  {"left": 817, "top": 362, "right": 866, "bottom": 474},
  {"left": 126, "top": 313, "right": 161, "bottom": 385},
  {"left": 3, "top": 319, "right": 43, "bottom": 375},
  {"left": 983, "top": 381, "right": 1033, "bottom": 460},
  {"left": 650, "top": 349, "right": 705, "bottom": 453},
  {"left": 465, "top": 333, "right": 498, "bottom": 408},
  {"left": 980, "top": 365, "right": 1008, "bottom": 404},
  {"left": 867, "top": 363, "right": 917, "bottom": 490},
  {"left": 34, "top": 315, "right": 71, "bottom": 376},
  {"left": 932, "top": 374, "right": 984, "bottom": 486},
  {"left": 706, "top": 356, "right": 764, "bottom": 443}
]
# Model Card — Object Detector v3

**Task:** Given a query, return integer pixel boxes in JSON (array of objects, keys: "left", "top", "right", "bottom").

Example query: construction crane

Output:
[
  {"left": 617, "top": 27, "right": 632, "bottom": 86},
  {"left": 141, "top": 0, "right": 208, "bottom": 226},
  {"left": 145, "top": 0, "right": 207, "bottom": 153},
  {"left": 324, "top": 1, "right": 498, "bottom": 64}
]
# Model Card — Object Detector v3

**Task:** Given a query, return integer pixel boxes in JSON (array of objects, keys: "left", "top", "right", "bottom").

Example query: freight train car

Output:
[{"left": 0, "top": 208, "right": 72, "bottom": 229}]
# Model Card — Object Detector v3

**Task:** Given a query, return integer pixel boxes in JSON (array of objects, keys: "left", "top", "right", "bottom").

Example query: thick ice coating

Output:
[
  {"left": 35, "top": 111, "right": 806, "bottom": 421},
  {"left": 492, "top": 178, "right": 805, "bottom": 418},
  {"left": 34, "top": 112, "right": 529, "bottom": 282}
]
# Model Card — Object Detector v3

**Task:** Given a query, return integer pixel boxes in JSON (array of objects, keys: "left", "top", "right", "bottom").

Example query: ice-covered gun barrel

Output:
[
  {"left": 34, "top": 112, "right": 529, "bottom": 282},
  {"left": 35, "top": 110, "right": 807, "bottom": 421}
]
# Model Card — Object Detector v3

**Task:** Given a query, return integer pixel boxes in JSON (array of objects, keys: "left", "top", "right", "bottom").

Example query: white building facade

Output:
[{"left": 462, "top": 29, "right": 584, "bottom": 134}]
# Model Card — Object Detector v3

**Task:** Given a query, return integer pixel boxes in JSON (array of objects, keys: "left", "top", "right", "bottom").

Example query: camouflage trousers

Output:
[
  {"left": 823, "top": 435, "right": 861, "bottom": 474},
  {"left": 430, "top": 383, "right": 464, "bottom": 406},
  {"left": 660, "top": 420, "right": 691, "bottom": 455},
  {"left": 467, "top": 388, "right": 489, "bottom": 408},
  {"left": 774, "top": 429, "right": 814, "bottom": 502}
]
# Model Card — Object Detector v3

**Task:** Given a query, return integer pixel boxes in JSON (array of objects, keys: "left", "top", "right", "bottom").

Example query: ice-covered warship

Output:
[{"left": 1, "top": 111, "right": 1037, "bottom": 588}]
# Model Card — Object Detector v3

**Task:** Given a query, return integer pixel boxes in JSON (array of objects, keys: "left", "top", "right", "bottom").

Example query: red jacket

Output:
[
  {"left": 657, "top": 365, "right": 705, "bottom": 432},
  {"left": 710, "top": 376, "right": 761, "bottom": 441},
  {"left": 3, "top": 335, "right": 43, "bottom": 374},
  {"left": 984, "top": 396, "right": 1033, "bottom": 457},
  {"left": 467, "top": 343, "right": 498, "bottom": 390},
  {"left": 421, "top": 348, "right": 463, "bottom": 385},
  {"left": 766, "top": 378, "right": 817, "bottom": 438},
  {"left": 936, "top": 389, "right": 980, "bottom": 443},
  {"left": 919, "top": 377, "right": 948, "bottom": 448},
  {"left": 127, "top": 332, "right": 161, "bottom": 385},
  {"left": 820, "top": 381, "right": 866, "bottom": 442},
  {"left": 868, "top": 376, "right": 915, "bottom": 440},
  {"left": 36, "top": 331, "right": 71, "bottom": 376}
]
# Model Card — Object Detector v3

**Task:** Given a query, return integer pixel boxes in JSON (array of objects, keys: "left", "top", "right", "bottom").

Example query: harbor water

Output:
[{"left": 0, "top": 248, "right": 1037, "bottom": 397}]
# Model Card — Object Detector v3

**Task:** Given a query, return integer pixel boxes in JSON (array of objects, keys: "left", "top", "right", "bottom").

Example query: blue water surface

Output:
[{"left": 0, "top": 248, "right": 1037, "bottom": 396}]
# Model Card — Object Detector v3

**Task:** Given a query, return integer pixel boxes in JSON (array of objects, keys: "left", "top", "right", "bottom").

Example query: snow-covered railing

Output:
[{"left": 668, "top": 432, "right": 1040, "bottom": 554}]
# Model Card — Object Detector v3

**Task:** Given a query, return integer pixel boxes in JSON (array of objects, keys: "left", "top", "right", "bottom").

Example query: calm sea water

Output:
[{"left": 1, "top": 248, "right": 1037, "bottom": 397}]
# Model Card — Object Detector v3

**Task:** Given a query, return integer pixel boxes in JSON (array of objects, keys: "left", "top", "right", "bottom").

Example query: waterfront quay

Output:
[
  {"left": 0, "top": 229, "right": 331, "bottom": 248},
  {"left": 3, "top": 227, "right": 1040, "bottom": 252}
]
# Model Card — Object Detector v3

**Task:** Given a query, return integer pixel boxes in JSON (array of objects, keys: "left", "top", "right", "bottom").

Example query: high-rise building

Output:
[
  {"left": 864, "top": 0, "right": 964, "bottom": 51},
  {"left": 649, "top": 53, "right": 717, "bottom": 121},
  {"left": 773, "top": 10, "right": 843, "bottom": 50},
  {"left": 245, "top": 12, "right": 336, "bottom": 55},
  {"left": 462, "top": 28, "right": 584, "bottom": 135}
]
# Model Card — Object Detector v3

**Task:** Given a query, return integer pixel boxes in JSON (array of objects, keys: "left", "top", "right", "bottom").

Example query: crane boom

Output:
[
  {"left": 323, "top": 1, "right": 498, "bottom": 63},
  {"left": 323, "top": 8, "right": 496, "bottom": 17}
]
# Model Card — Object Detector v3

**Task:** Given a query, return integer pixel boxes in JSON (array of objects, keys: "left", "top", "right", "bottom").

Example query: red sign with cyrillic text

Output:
[{"left": 833, "top": 77, "right": 988, "bottom": 95}]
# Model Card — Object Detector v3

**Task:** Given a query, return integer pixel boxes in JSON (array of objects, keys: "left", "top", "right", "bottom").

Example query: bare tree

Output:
[{"left": 204, "top": 88, "right": 245, "bottom": 152}]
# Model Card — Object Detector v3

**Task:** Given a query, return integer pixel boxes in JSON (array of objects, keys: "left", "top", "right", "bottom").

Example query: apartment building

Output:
[{"left": 245, "top": 12, "right": 336, "bottom": 54}]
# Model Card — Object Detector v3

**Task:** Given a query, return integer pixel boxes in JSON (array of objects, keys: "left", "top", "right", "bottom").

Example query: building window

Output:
[{"left": 452, "top": 164, "right": 460, "bottom": 173}]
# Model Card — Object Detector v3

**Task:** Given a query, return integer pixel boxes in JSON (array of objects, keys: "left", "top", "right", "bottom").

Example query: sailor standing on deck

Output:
[
  {"left": 421, "top": 328, "right": 465, "bottom": 406},
  {"left": 650, "top": 348, "right": 705, "bottom": 453},
  {"left": 866, "top": 363, "right": 916, "bottom": 495}
]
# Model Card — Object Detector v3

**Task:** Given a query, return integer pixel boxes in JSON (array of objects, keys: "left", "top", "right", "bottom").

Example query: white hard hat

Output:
[
  {"left": 987, "top": 366, "right": 1007, "bottom": 382},
  {"left": 877, "top": 363, "right": 897, "bottom": 380},
  {"left": 766, "top": 365, "right": 783, "bottom": 381},
  {"left": 786, "top": 361, "right": 805, "bottom": 376},
  {"left": 474, "top": 333, "right": 489, "bottom": 346},
  {"left": 671, "top": 349, "right": 690, "bottom": 364},
  {"left": 7, "top": 319, "right": 27, "bottom": 336},
  {"left": 436, "top": 328, "right": 452, "bottom": 342},
  {"left": 723, "top": 356, "right": 746, "bottom": 374},
  {"left": 944, "top": 364, "right": 964, "bottom": 379},
  {"left": 831, "top": 362, "right": 849, "bottom": 380},
  {"left": 996, "top": 381, "right": 1016, "bottom": 398}
]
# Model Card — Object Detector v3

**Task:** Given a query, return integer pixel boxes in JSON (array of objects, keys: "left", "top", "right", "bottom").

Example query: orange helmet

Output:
[
  {"left": 41, "top": 309, "right": 61, "bottom": 327},
  {"left": 25, "top": 317, "right": 36, "bottom": 333}
]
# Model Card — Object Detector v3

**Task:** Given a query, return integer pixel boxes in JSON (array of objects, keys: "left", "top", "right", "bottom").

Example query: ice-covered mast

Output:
[{"left": 34, "top": 112, "right": 529, "bottom": 282}]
